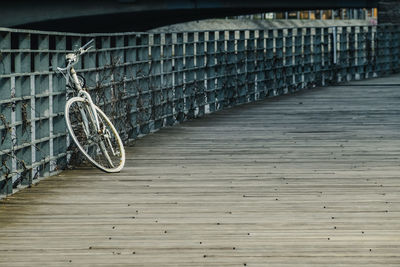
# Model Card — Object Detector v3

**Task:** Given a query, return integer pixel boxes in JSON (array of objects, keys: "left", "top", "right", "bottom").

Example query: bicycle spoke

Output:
[{"left": 65, "top": 97, "right": 125, "bottom": 172}]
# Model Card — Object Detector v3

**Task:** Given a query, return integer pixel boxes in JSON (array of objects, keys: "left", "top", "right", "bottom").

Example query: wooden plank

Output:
[{"left": 1, "top": 75, "right": 400, "bottom": 266}]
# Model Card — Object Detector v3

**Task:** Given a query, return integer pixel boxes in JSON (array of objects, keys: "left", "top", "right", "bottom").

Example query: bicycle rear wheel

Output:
[{"left": 65, "top": 97, "right": 125, "bottom": 172}]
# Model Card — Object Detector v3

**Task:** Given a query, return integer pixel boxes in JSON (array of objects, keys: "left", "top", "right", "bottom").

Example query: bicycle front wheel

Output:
[{"left": 65, "top": 97, "right": 125, "bottom": 173}]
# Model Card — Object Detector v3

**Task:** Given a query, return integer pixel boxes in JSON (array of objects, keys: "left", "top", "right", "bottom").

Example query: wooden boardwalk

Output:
[{"left": 1, "top": 75, "right": 400, "bottom": 266}]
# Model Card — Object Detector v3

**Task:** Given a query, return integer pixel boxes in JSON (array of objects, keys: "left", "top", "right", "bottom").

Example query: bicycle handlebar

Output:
[{"left": 57, "top": 39, "right": 95, "bottom": 72}]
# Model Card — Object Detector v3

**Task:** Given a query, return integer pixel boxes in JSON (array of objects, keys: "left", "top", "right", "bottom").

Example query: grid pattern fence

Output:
[{"left": 0, "top": 25, "right": 399, "bottom": 196}]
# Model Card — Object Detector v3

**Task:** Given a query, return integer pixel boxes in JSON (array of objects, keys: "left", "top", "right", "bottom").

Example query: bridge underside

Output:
[
  {"left": 2, "top": 0, "right": 378, "bottom": 32},
  {"left": 1, "top": 75, "right": 400, "bottom": 266},
  {"left": 15, "top": 8, "right": 282, "bottom": 33}
]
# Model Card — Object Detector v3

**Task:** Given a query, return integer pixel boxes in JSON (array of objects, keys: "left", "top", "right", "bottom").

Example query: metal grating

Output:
[{"left": 1, "top": 25, "right": 399, "bottom": 196}]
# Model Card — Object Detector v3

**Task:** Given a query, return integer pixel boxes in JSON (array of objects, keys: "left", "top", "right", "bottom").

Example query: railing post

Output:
[
  {"left": 195, "top": 32, "right": 206, "bottom": 117},
  {"left": 313, "top": 28, "right": 323, "bottom": 86},
  {"left": 216, "top": 30, "right": 226, "bottom": 109},
  {"left": 285, "top": 29, "right": 294, "bottom": 93},
  {"left": 206, "top": 31, "right": 216, "bottom": 113},
  {"left": 151, "top": 33, "right": 162, "bottom": 130},
  {"left": 256, "top": 30, "right": 267, "bottom": 98},
  {"left": 338, "top": 27, "right": 348, "bottom": 82},
  {"left": 322, "top": 27, "right": 332, "bottom": 85},
  {"left": 174, "top": 32, "right": 185, "bottom": 122},
  {"left": 137, "top": 33, "right": 150, "bottom": 134},
  {"left": 365, "top": 26, "right": 374, "bottom": 78},
  {"left": 246, "top": 30, "right": 256, "bottom": 101},
  {"left": 124, "top": 33, "right": 138, "bottom": 139},
  {"left": 303, "top": 28, "right": 311, "bottom": 87},
  {"left": 0, "top": 31, "right": 12, "bottom": 195},
  {"left": 357, "top": 26, "right": 366, "bottom": 80},
  {"left": 294, "top": 28, "right": 303, "bottom": 90},
  {"left": 332, "top": 26, "right": 337, "bottom": 65},
  {"left": 348, "top": 26, "right": 356, "bottom": 81},
  {"left": 163, "top": 33, "right": 174, "bottom": 126},
  {"left": 226, "top": 30, "right": 237, "bottom": 105},
  {"left": 185, "top": 32, "right": 195, "bottom": 118},
  {"left": 393, "top": 25, "right": 400, "bottom": 72},
  {"left": 237, "top": 31, "right": 247, "bottom": 103}
]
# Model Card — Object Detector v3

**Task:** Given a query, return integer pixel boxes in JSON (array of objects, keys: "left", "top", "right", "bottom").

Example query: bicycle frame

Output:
[
  {"left": 58, "top": 39, "right": 101, "bottom": 133},
  {"left": 70, "top": 68, "right": 101, "bottom": 132}
]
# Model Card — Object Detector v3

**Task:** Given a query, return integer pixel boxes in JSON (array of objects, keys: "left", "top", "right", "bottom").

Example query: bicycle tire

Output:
[{"left": 65, "top": 97, "right": 125, "bottom": 173}]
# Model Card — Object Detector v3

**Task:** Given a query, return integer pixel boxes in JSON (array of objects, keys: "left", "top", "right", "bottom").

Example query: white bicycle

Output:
[{"left": 58, "top": 39, "right": 125, "bottom": 173}]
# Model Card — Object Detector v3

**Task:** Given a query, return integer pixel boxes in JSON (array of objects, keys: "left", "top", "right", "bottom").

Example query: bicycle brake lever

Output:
[
  {"left": 84, "top": 45, "right": 94, "bottom": 53},
  {"left": 78, "top": 45, "right": 93, "bottom": 56},
  {"left": 80, "top": 39, "right": 95, "bottom": 52}
]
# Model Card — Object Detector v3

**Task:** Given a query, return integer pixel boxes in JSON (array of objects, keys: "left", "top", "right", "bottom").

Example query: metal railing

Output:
[{"left": 0, "top": 25, "right": 399, "bottom": 196}]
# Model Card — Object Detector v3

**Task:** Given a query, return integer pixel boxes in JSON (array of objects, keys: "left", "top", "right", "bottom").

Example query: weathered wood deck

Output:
[{"left": 1, "top": 75, "right": 400, "bottom": 266}]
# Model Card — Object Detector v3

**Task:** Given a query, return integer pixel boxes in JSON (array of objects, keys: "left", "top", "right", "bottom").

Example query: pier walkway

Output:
[{"left": 1, "top": 75, "right": 400, "bottom": 266}]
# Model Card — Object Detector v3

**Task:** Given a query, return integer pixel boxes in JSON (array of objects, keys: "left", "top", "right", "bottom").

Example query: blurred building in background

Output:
[{"left": 231, "top": 8, "right": 378, "bottom": 24}]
